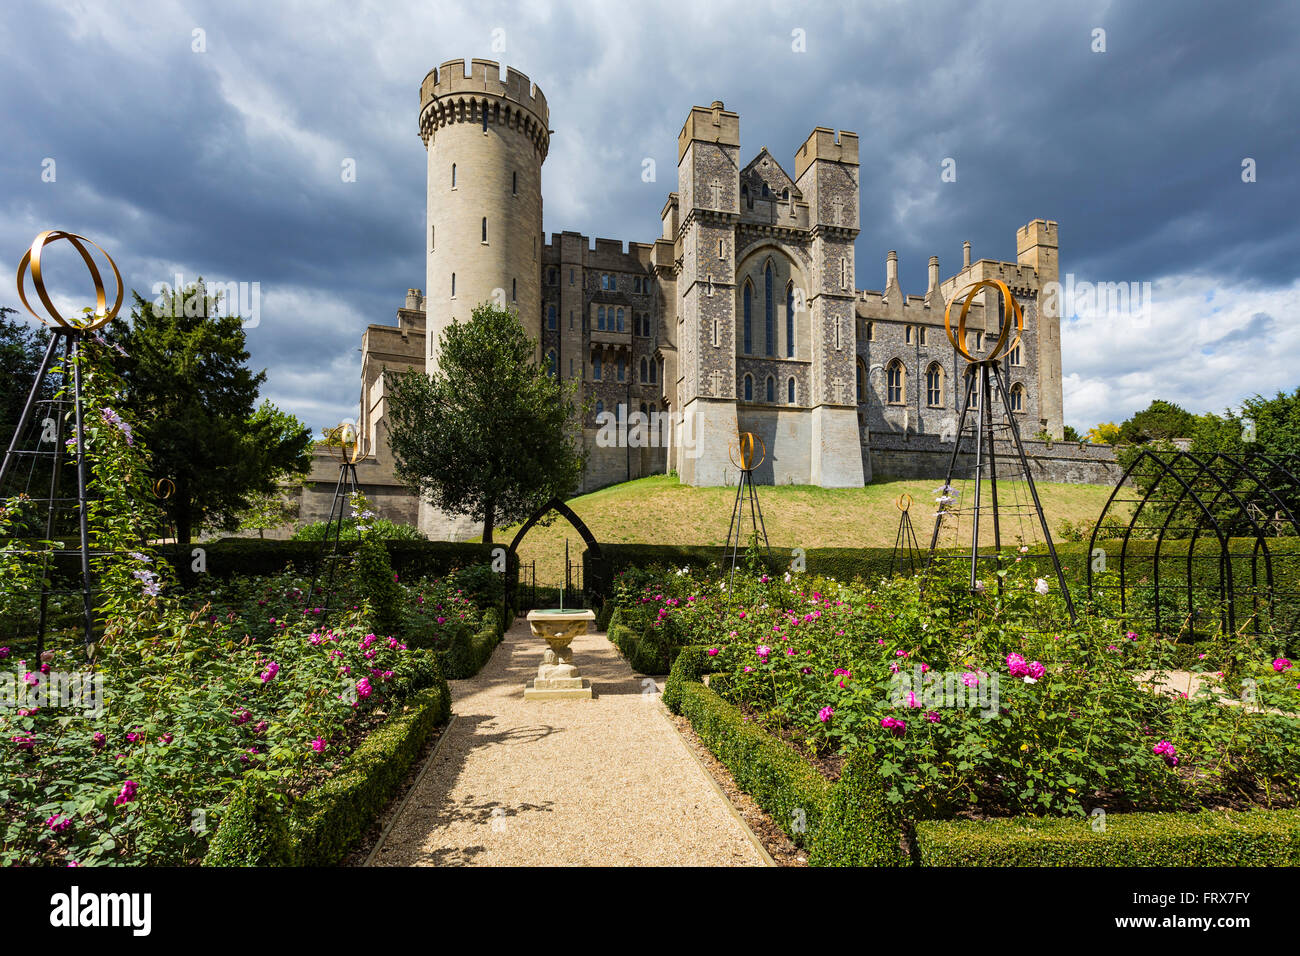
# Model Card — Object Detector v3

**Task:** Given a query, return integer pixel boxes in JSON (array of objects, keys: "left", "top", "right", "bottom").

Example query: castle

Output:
[{"left": 317, "top": 59, "right": 1118, "bottom": 541}]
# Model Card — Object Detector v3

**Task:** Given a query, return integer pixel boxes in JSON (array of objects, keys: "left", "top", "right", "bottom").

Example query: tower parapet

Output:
[{"left": 419, "top": 59, "right": 550, "bottom": 161}]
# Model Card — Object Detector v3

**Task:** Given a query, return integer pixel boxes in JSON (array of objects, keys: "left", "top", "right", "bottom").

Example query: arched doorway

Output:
[{"left": 504, "top": 496, "right": 606, "bottom": 618}]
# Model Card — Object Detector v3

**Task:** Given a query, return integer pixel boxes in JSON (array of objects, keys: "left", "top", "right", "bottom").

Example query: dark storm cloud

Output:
[{"left": 1, "top": 0, "right": 1295, "bottom": 432}]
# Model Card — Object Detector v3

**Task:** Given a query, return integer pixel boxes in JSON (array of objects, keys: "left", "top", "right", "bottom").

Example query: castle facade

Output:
[{"left": 348, "top": 59, "right": 1104, "bottom": 541}]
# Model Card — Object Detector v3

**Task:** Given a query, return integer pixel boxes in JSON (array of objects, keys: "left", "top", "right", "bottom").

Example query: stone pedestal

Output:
[{"left": 524, "top": 609, "right": 596, "bottom": 700}]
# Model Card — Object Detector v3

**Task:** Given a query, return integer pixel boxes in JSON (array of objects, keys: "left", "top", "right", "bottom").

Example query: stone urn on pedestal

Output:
[{"left": 524, "top": 608, "right": 595, "bottom": 700}]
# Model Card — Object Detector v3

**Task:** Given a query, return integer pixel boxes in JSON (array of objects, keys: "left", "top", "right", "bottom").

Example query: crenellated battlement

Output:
[
  {"left": 422, "top": 58, "right": 548, "bottom": 120},
  {"left": 419, "top": 58, "right": 550, "bottom": 158},
  {"left": 794, "top": 127, "right": 859, "bottom": 179}
]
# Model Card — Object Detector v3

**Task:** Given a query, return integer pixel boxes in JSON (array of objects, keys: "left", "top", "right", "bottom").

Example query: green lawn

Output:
[{"left": 498, "top": 474, "right": 1121, "bottom": 588}]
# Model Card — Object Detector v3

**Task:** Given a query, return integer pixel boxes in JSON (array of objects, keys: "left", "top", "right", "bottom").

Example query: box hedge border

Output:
[
  {"left": 440, "top": 608, "right": 504, "bottom": 679},
  {"left": 203, "top": 653, "right": 452, "bottom": 866},
  {"left": 663, "top": 644, "right": 1300, "bottom": 867},
  {"left": 916, "top": 810, "right": 1300, "bottom": 866}
]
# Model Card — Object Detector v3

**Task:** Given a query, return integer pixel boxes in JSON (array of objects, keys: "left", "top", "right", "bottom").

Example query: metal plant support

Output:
[
  {"left": 891, "top": 493, "right": 922, "bottom": 575},
  {"left": 723, "top": 431, "right": 773, "bottom": 590},
  {"left": 306, "top": 423, "right": 366, "bottom": 621},
  {"left": 925, "top": 279, "right": 1075, "bottom": 618},
  {"left": 0, "top": 231, "right": 124, "bottom": 655}
]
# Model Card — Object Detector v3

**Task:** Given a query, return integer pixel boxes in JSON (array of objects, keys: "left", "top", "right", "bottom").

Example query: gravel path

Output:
[{"left": 368, "top": 617, "right": 769, "bottom": 866}]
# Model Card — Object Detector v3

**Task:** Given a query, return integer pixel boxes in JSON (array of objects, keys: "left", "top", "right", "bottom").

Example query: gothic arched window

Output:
[
  {"left": 764, "top": 262, "right": 775, "bottom": 356},
  {"left": 742, "top": 281, "right": 753, "bottom": 354},
  {"left": 926, "top": 363, "right": 944, "bottom": 408},
  {"left": 766, "top": 376, "right": 775, "bottom": 403},
  {"left": 744, "top": 374, "right": 753, "bottom": 401},
  {"left": 887, "top": 360, "right": 905, "bottom": 404},
  {"left": 787, "top": 377, "right": 796, "bottom": 404},
  {"left": 786, "top": 281, "right": 795, "bottom": 357}
]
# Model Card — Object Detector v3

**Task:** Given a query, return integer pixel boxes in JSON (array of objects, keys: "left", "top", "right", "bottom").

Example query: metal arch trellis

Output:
[{"left": 1085, "top": 448, "right": 1300, "bottom": 641}]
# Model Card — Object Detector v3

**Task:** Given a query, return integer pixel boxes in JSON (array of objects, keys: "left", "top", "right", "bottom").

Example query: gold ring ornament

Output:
[
  {"left": 16, "top": 230, "right": 123, "bottom": 333},
  {"left": 325, "top": 422, "right": 367, "bottom": 464},
  {"left": 943, "top": 279, "right": 1023, "bottom": 364},
  {"left": 895, "top": 493, "right": 912, "bottom": 513},
  {"left": 153, "top": 478, "right": 175, "bottom": 500},
  {"left": 727, "top": 432, "right": 766, "bottom": 471}
]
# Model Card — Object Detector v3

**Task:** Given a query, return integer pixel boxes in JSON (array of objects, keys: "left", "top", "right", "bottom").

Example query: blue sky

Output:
[{"left": 2, "top": 0, "right": 1297, "bottom": 434}]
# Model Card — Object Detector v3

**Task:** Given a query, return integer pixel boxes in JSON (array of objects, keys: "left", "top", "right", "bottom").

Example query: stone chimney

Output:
[
  {"left": 927, "top": 256, "right": 940, "bottom": 293},
  {"left": 962, "top": 241, "right": 971, "bottom": 268}
]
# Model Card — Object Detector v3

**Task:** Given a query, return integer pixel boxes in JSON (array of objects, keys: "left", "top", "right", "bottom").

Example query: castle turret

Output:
[
  {"left": 417, "top": 58, "right": 549, "bottom": 538},
  {"left": 674, "top": 100, "right": 741, "bottom": 485},
  {"left": 420, "top": 58, "right": 549, "bottom": 367},
  {"left": 1017, "top": 219, "right": 1063, "bottom": 438},
  {"left": 794, "top": 127, "right": 864, "bottom": 487}
]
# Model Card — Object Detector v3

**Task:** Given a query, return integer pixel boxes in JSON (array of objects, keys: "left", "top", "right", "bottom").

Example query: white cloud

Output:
[{"left": 1061, "top": 273, "right": 1300, "bottom": 429}]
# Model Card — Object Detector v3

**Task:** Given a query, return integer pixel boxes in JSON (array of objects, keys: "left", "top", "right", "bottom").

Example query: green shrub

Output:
[
  {"left": 292, "top": 517, "right": 426, "bottom": 541},
  {"left": 202, "top": 681, "right": 451, "bottom": 867},
  {"left": 916, "top": 809, "right": 1300, "bottom": 866},
  {"left": 136, "top": 538, "right": 498, "bottom": 587},
  {"left": 809, "top": 749, "right": 912, "bottom": 867},
  {"left": 352, "top": 535, "right": 403, "bottom": 637},
  {"left": 662, "top": 645, "right": 717, "bottom": 713},
  {"left": 608, "top": 620, "right": 673, "bottom": 675},
  {"left": 440, "top": 613, "right": 502, "bottom": 679},
  {"left": 202, "top": 780, "right": 293, "bottom": 867}
]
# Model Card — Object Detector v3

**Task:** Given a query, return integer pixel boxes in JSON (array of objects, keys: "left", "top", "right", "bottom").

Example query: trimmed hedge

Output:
[
  {"left": 665, "top": 648, "right": 831, "bottom": 848},
  {"left": 916, "top": 809, "right": 1300, "bottom": 866},
  {"left": 203, "top": 656, "right": 452, "bottom": 866},
  {"left": 202, "top": 780, "right": 293, "bottom": 866},
  {"left": 161, "top": 538, "right": 499, "bottom": 587},
  {"left": 808, "top": 749, "right": 913, "bottom": 867},
  {"left": 609, "top": 619, "right": 676, "bottom": 676},
  {"left": 672, "top": 680, "right": 832, "bottom": 849},
  {"left": 441, "top": 609, "right": 503, "bottom": 679},
  {"left": 590, "top": 544, "right": 897, "bottom": 595}
]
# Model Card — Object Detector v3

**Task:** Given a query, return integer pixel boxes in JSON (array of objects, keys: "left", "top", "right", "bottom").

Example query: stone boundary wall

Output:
[{"left": 867, "top": 432, "right": 1121, "bottom": 485}]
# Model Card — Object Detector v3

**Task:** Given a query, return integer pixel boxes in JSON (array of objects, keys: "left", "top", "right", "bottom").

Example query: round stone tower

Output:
[
  {"left": 416, "top": 59, "right": 549, "bottom": 539},
  {"left": 419, "top": 58, "right": 549, "bottom": 368}
]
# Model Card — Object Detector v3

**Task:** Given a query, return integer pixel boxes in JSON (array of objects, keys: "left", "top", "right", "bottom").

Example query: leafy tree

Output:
[
  {"left": 1084, "top": 422, "right": 1121, "bottom": 445},
  {"left": 1061, "top": 425, "right": 1081, "bottom": 443},
  {"left": 106, "top": 284, "right": 312, "bottom": 542},
  {"left": 1118, "top": 400, "right": 1196, "bottom": 445},
  {"left": 0, "top": 307, "right": 55, "bottom": 446},
  {"left": 385, "top": 302, "right": 585, "bottom": 544},
  {"left": 234, "top": 469, "right": 307, "bottom": 539}
]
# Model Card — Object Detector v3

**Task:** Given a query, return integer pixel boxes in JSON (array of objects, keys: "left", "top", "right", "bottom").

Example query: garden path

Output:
[{"left": 367, "top": 616, "right": 769, "bottom": 866}]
